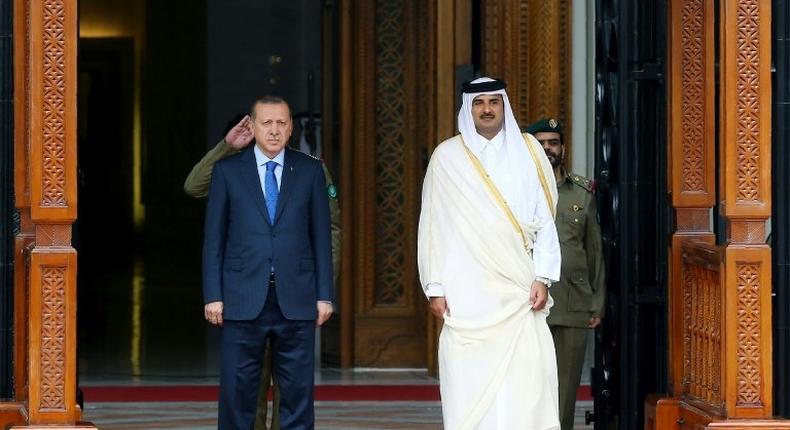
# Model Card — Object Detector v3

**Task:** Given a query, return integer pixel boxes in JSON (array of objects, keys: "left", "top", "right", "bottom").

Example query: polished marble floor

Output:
[
  {"left": 75, "top": 213, "right": 597, "bottom": 429},
  {"left": 81, "top": 368, "right": 595, "bottom": 428},
  {"left": 83, "top": 400, "right": 595, "bottom": 429}
]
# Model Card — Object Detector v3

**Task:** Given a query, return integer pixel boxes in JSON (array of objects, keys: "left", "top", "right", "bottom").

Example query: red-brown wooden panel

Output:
[
  {"left": 668, "top": 0, "right": 716, "bottom": 208},
  {"left": 27, "top": 250, "right": 78, "bottom": 424},
  {"left": 27, "top": 0, "right": 78, "bottom": 223},
  {"left": 723, "top": 246, "right": 773, "bottom": 419},
  {"left": 719, "top": 0, "right": 772, "bottom": 219}
]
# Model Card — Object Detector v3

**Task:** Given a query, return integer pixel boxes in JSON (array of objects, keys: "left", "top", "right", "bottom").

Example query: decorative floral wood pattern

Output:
[
  {"left": 481, "top": 0, "right": 569, "bottom": 127},
  {"left": 735, "top": 262, "right": 762, "bottom": 406},
  {"left": 482, "top": 0, "right": 502, "bottom": 78},
  {"left": 374, "top": 0, "right": 407, "bottom": 306},
  {"left": 681, "top": 0, "right": 707, "bottom": 193},
  {"left": 40, "top": 266, "right": 66, "bottom": 410},
  {"left": 526, "top": 0, "right": 560, "bottom": 123},
  {"left": 35, "top": 224, "right": 71, "bottom": 247},
  {"left": 41, "top": 0, "right": 67, "bottom": 207},
  {"left": 735, "top": 0, "right": 761, "bottom": 203},
  {"left": 683, "top": 259, "right": 721, "bottom": 406},
  {"left": 683, "top": 256, "right": 693, "bottom": 392}
]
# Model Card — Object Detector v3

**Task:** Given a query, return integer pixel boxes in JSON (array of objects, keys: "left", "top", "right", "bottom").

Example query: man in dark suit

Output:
[{"left": 203, "top": 95, "right": 333, "bottom": 430}]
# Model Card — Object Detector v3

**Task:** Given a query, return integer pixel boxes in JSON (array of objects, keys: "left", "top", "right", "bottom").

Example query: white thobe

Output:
[
  {"left": 425, "top": 130, "right": 561, "bottom": 295},
  {"left": 418, "top": 132, "right": 561, "bottom": 430}
]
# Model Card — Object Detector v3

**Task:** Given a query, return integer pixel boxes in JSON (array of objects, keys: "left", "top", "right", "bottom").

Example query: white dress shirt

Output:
[{"left": 253, "top": 144, "right": 285, "bottom": 196}]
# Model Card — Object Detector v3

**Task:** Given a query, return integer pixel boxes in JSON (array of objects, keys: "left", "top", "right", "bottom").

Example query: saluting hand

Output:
[
  {"left": 530, "top": 281, "right": 548, "bottom": 311},
  {"left": 225, "top": 115, "right": 254, "bottom": 149},
  {"left": 317, "top": 302, "right": 333, "bottom": 326},
  {"left": 204, "top": 301, "right": 224, "bottom": 327}
]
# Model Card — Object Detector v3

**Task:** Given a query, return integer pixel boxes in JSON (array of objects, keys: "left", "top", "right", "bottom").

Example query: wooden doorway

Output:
[{"left": 337, "top": 0, "right": 433, "bottom": 368}]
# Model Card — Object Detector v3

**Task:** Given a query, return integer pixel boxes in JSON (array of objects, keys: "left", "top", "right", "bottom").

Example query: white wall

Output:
[{"left": 570, "top": 0, "right": 596, "bottom": 178}]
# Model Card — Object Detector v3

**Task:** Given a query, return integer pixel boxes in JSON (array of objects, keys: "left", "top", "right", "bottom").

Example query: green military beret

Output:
[{"left": 523, "top": 117, "right": 563, "bottom": 135}]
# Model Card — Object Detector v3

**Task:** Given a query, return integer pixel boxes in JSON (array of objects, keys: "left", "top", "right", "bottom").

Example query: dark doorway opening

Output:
[
  {"left": 76, "top": 37, "right": 138, "bottom": 378},
  {"left": 0, "top": 0, "right": 15, "bottom": 400},
  {"left": 772, "top": 0, "right": 790, "bottom": 418},
  {"left": 76, "top": 1, "right": 336, "bottom": 385},
  {"left": 594, "top": 0, "right": 670, "bottom": 428}
]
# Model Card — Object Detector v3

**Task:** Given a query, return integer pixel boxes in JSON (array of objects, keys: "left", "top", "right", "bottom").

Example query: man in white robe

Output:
[{"left": 418, "top": 77, "right": 562, "bottom": 430}]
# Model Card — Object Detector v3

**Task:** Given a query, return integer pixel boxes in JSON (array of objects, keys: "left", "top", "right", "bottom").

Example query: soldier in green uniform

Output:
[
  {"left": 184, "top": 114, "right": 342, "bottom": 430},
  {"left": 525, "top": 118, "right": 606, "bottom": 430}
]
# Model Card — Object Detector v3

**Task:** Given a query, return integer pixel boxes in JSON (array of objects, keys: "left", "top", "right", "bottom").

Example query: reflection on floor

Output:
[
  {"left": 83, "top": 400, "right": 595, "bottom": 429},
  {"left": 76, "top": 212, "right": 596, "bottom": 429},
  {"left": 83, "top": 369, "right": 592, "bottom": 430},
  {"left": 81, "top": 369, "right": 595, "bottom": 429}
]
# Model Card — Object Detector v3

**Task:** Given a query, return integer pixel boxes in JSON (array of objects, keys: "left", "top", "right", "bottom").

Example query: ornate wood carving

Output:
[
  {"left": 40, "top": 0, "right": 67, "bottom": 208},
  {"left": 29, "top": 0, "right": 77, "bottom": 222},
  {"left": 680, "top": 242, "right": 723, "bottom": 412},
  {"left": 721, "top": 0, "right": 771, "bottom": 219},
  {"left": 676, "top": 208, "right": 712, "bottom": 232},
  {"left": 653, "top": 1, "right": 786, "bottom": 428},
  {"left": 11, "top": 0, "right": 91, "bottom": 427},
  {"left": 481, "top": 0, "right": 571, "bottom": 129},
  {"left": 669, "top": 0, "right": 715, "bottom": 207},
  {"left": 374, "top": 0, "right": 409, "bottom": 307},
  {"left": 38, "top": 266, "right": 66, "bottom": 411},
  {"left": 734, "top": 2, "right": 762, "bottom": 204},
  {"left": 481, "top": 0, "right": 502, "bottom": 77},
  {"left": 680, "top": 0, "right": 707, "bottom": 194},
  {"left": 734, "top": 262, "right": 762, "bottom": 407},
  {"left": 665, "top": 0, "right": 717, "bottom": 404},
  {"left": 27, "top": 251, "right": 78, "bottom": 425},
  {"left": 719, "top": 0, "right": 773, "bottom": 420},
  {"left": 525, "top": 0, "right": 560, "bottom": 123},
  {"left": 729, "top": 220, "right": 766, "bottom": 245},
  {"left": 34, "top": 225, "right": 71, "bottom": 247},
  {"left": 341, "top": 0, "right": 426, "bottom": 367},
  {"left": 722, "top": 247, "right": 773, "bottom": 420}
]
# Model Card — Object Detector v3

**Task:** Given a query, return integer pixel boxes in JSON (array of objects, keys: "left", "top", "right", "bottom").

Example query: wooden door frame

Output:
[
  {"left": 336, "top": 0, "right": 465, "bottom": 369},
  {"left": 1, "top": 0, "right": 96, "bottom": 428},
  {"left": 646, "top": 0, "right": 790, "bottom": 428}
]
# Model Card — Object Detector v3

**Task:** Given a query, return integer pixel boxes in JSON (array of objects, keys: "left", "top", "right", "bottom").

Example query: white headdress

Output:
[{"left": 457, "top": 77, "right": 523, "bottom": 149}]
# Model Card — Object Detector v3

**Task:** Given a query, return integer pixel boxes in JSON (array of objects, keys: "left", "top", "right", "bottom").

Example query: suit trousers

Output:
[
  {"left": 219, "top": 282, "right": 315, "bottom": 430},
  {"left": 253, "top": 338, "right": 280, "bottom": 430},
  {"left": 550, "top": 325, "right": 589, "bottom": 430}
]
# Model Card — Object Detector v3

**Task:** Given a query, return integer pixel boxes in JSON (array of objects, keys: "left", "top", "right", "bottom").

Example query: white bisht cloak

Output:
[{"left": 418, "top": 133, "right": 560, "bottom": 430}]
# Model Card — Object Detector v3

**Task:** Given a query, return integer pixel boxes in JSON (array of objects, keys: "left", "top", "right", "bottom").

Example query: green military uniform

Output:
[
  {"left": 549, "top": 171, "right": 605, "bottom": 430},
  {"left": 183, "top": 139, "right": 342, "bottom": 430},
  {"left": 525, "top": 117, "right": 605, "bottom": 430}
]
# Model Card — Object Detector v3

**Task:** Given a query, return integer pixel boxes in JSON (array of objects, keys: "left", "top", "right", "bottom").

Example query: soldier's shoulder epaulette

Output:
[
  {"left": 292, "top": 147, "right": 321, "bottom": 160},
  {"left": 569, "top": 173, "right": 595, "bottom": 192},
  {"left": 287, "top": 147, "right": 323, "bottom": 163}
]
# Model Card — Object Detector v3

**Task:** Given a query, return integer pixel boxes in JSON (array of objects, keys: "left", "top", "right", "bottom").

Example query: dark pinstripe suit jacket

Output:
[{"left": 202, "top": 146, "right": 333, "bottom": 321}]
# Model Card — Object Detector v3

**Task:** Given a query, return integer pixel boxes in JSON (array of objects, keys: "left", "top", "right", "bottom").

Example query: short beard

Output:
[{"left": 546, "top": 152, "right": 563, "bottom": 169}]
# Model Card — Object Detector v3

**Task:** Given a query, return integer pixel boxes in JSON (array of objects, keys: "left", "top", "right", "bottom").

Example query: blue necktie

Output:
[{"left": 265, "top": 161, "right": 279, "bottom": 222}]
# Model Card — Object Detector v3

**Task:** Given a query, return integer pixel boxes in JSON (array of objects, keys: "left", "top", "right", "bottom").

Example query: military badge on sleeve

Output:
[{"left": 327, "top": 184, "right": 338, "bottom": 199}]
